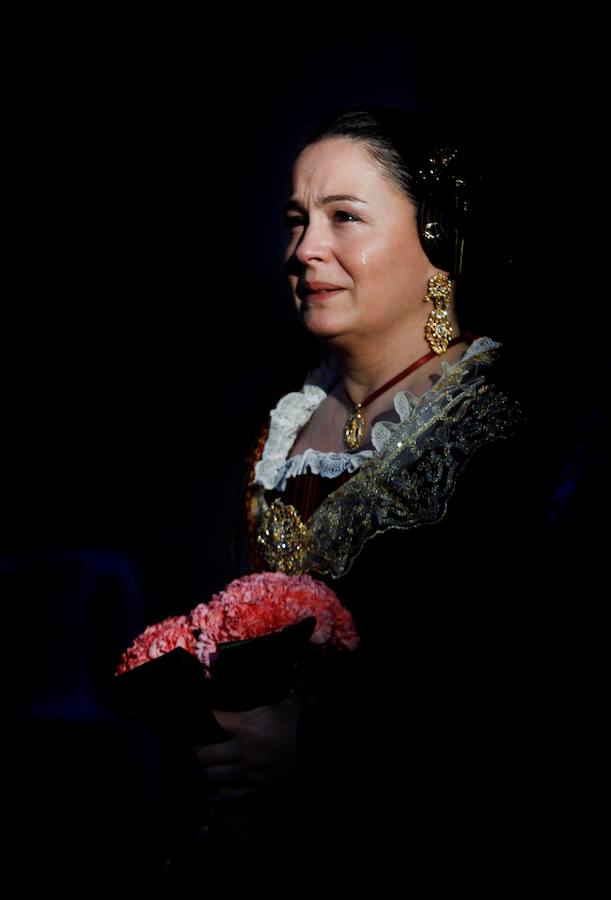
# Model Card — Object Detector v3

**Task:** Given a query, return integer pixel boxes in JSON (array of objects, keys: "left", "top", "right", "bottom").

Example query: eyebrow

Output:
[{"left": 284, "top": 193, "right": 369, "bottom": 213}]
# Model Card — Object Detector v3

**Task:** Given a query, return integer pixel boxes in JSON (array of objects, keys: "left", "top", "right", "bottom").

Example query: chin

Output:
[
  {"left": 300, "top": 308, "right": 349, "bottom": 341},
  {"left": 301, "top": 307, "right": 348, "bottom": 338}
]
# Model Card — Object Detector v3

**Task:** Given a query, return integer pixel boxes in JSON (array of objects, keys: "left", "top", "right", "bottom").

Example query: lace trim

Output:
[
  {"left": 370, "top": 336, "right": 502, "bottom": 452},
  {"left": 279, "top": 446, "right": 374, "bottom": 489},
  {"left": 253, "top": 336, "right": 501, "bottom": 491}
]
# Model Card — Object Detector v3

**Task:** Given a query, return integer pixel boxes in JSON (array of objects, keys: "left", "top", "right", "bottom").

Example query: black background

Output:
[
  {"left": 7, "top": 17, "right": 593, "bottom": 604},
  {"left": 6, "top": 13, "right": 605, "bottom": 893}
]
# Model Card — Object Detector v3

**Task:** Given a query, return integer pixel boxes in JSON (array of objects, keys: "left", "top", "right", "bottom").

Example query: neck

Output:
[{"left": 325, "top": 313, "right": 464, "bottom": 405}]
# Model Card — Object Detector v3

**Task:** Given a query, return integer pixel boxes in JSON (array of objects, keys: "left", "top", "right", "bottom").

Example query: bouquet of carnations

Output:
[{"left": 112, "top": 571, "right": 359, "bottom": 746}]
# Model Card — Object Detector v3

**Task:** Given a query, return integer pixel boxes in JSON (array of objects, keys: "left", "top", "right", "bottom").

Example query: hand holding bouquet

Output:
[
  {"left": 113, "top": 571, "right": 359, "bottom": 744},
  {"left": 113, "top": 571, "right": 360, "bottom": 874}
]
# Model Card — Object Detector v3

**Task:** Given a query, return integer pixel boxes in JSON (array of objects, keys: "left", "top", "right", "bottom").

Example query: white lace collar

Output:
[{"left": 253, "top": 336, "right": 501, "bottom": 492}]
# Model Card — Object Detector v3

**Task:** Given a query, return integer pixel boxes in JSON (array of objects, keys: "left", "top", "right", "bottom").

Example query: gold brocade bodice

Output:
[{"left": 246, "top": 345, "right": 524, "bottom": 581}]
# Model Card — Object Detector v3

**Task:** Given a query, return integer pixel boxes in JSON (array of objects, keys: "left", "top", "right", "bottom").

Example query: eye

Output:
[
  {"left": 283, "top": 216, "right": 304, "bottom": 231},
  {"left": 282, "top": 210, "right": 361, "bottom": 234},
  {"left": 334, "top": 210, "right": 360, "bottom": 223}
]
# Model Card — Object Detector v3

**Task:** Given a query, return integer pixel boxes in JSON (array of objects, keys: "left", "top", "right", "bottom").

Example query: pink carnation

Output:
[
  {"left": 115, "top": 614, "right": 197, "bottom": 675},
  {"left": 116, "top": 571, "right": 359, "bottom": 676}
]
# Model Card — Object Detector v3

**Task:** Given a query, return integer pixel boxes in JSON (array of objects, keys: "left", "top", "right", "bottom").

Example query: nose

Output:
[{"left": 293, "top": 219, "right": 332, "bottom": 266}]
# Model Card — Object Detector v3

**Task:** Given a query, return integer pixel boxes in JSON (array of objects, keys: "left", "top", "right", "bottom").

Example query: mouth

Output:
[
  {"left": 297, "top": 283, "right": 346, "bottom": 301},
  {"left": 304, "top": 288, "right": 344, "bottom": 300}
]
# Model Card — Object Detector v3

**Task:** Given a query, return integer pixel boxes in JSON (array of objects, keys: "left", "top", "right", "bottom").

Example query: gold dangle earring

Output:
[{"left": 423, "top": 271, "right": 454, "bottom": 354}]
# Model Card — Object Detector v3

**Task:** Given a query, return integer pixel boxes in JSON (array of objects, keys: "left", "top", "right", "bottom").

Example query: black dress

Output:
[
  {"left": 150, "top": 332, "right": 588, "bottom": 897},
  {"left": 241, "top": 337, "right": 557, "bottom": 857}
]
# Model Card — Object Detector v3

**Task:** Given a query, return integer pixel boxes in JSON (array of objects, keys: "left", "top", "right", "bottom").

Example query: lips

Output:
[{"left": 300, "top": 281, "right": 345, "bottom": 298}]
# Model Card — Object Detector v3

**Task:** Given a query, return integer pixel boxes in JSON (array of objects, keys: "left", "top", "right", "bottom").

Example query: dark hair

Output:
[{"left": 297, "top": 105, "right": 511, "bottom": 339}]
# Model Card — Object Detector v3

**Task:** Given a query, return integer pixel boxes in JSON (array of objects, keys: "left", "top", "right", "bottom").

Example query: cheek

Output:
[
  {"left": 352, "top": 236, "right": 405, "bottom": 289},
  {"left": 288, "top": 278, "right": 300, "bottom": 306},
  {"left": 361, "top": 228, "right": 426, "bottom": 284}
]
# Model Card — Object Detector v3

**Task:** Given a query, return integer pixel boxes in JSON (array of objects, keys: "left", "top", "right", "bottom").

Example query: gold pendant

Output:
[{"left": 344, "top": 405, "right": 365, "bottom": 450}]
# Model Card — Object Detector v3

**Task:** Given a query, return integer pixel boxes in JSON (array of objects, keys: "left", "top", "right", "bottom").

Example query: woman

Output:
[{"left": 189, "top": 107, "right": 537, "bottom": 866}]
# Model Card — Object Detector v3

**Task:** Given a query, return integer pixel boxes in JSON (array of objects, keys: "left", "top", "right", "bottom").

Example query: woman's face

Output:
[{"left": 284, "top": 136, "right": 437, "bottom": 345}]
